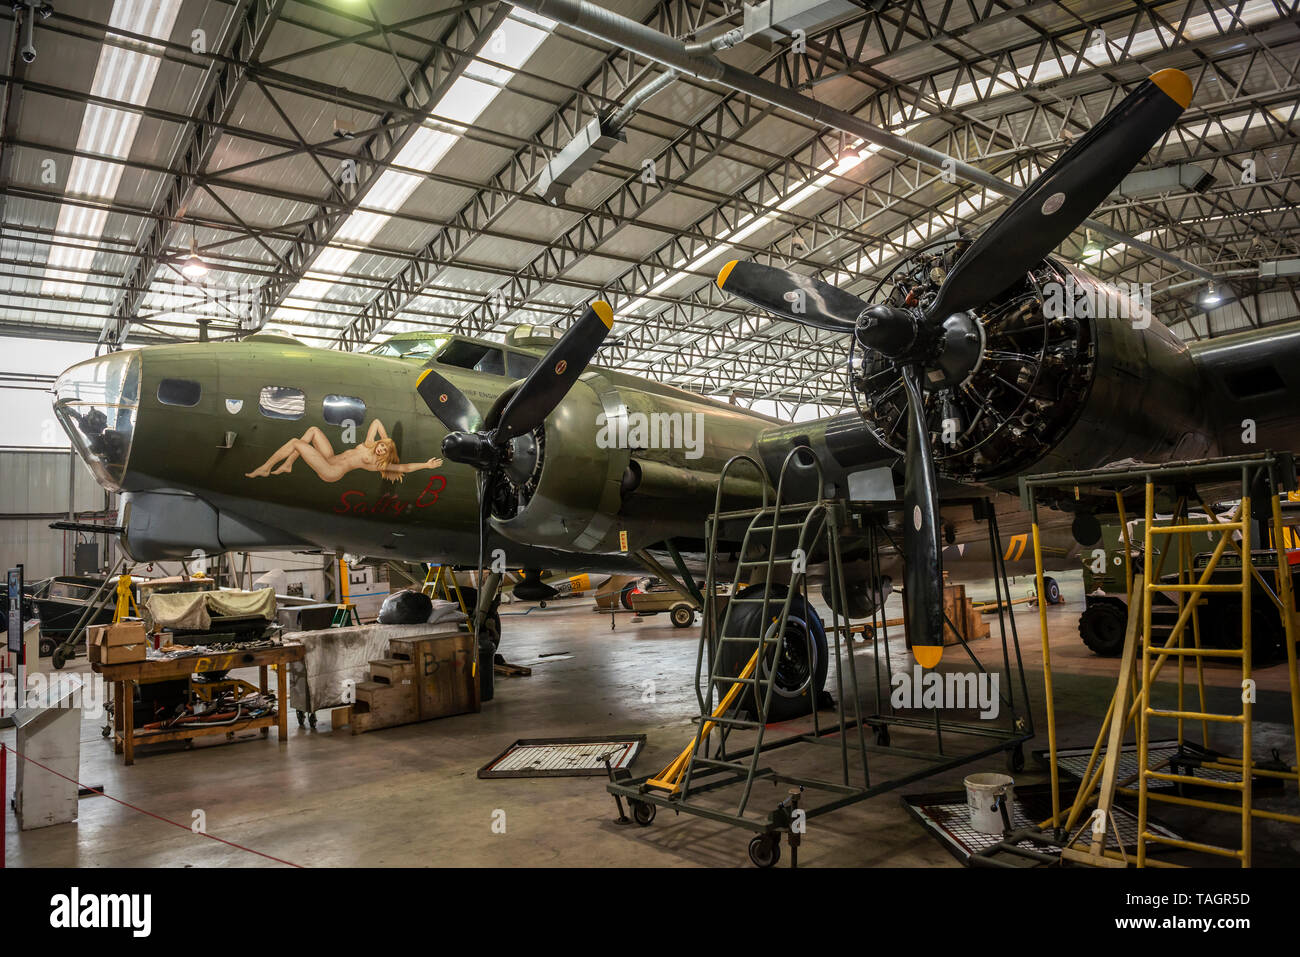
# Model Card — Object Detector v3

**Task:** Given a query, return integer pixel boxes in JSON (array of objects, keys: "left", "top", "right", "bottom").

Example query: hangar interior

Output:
[{"left": 2, "top": 0, "right": 1300, "bottom": 870}]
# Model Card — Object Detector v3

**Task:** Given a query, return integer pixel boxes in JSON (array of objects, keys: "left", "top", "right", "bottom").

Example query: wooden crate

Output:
[
  {"left": 387, "top": 630, "right": 480, "bottom": 721},
  {"left": 350, "top": 680, "right": 419, "bottom": 735}
]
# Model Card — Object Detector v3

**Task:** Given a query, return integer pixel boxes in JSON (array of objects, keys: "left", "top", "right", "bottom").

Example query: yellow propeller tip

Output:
[
  {"left": 717, "top": 259, "right": 740, "bottom": 290},
  {"left": 1149, "top": 68, "right": 1192, "bottom": 109},
  {"left": 912, "top": 645, "right": 944, "bottom": 668},
  {"left": 415, "top": 369, "right": 430, "bottom": 386},
  {"left": 591, "top": 300, "right": 614, "bottom": 329}
]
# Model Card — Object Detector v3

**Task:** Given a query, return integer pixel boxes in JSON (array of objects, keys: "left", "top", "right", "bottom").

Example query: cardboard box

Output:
[
  {"left": 99, "top": 641, "right": 146, "bottom": 665},
  {"left": 88, "top": 620, "right": 147, "bottom": 647},
  {"left": 88, "top": 621, "right": 149, "bottom": 666}
]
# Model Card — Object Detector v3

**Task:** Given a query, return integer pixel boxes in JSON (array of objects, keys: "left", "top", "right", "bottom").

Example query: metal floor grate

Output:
[
  {"left": 903, "top": 784, "right": 1180, "bottom": 864},
  {"left": 1042, "top": 739, "right": 1241, "bottom": 788},
  {"left": 478, "top": 735, "right": 646, "bottom": 778}
]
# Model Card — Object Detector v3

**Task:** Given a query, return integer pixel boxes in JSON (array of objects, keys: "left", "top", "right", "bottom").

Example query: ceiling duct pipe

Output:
[
  {"left": 513, "top": 0, "right": 1213, "bottom": 280},
  {"left": 535, "top": 28, "right": 739, "bottom": 203}
]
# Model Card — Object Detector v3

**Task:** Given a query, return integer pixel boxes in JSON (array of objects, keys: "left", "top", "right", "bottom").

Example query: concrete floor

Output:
[{"left": 5, "top": 569, "right": 1300, "bottom": 867}]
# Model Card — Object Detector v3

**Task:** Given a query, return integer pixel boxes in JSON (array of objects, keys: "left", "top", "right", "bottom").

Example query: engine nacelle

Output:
[
  {"left": 851, "top": 241, "right": 1210, "bottom": 486},
  {"left": 490, "top": 374, "right": 631, "bottom": 553},
  {"left": 491, "top": 371, "right": 774, "bottom": 552}
]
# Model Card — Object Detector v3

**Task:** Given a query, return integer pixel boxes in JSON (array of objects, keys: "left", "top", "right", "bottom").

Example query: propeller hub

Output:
[
  {"left": 855, "top": 304, "right": 918, "bottom": 357},
  {"left": 442, "top": 431, "right": 498, "bottom": 470}
]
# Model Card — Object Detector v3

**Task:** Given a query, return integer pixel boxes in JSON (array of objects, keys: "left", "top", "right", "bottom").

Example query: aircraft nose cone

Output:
[{"left": 52, "top": 351, "right": 142, "bottom": 490}]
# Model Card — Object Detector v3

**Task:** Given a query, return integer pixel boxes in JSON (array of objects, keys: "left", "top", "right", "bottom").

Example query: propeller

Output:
[
  {"left": 413, "top": 301, "right": 615, "bottom": 640},
  {"left": 717, "top": 69, "right": 1193, "bottom": 666}
]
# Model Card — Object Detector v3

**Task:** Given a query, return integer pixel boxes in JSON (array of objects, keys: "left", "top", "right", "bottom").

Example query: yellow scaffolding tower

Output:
[{"left": 1022, "top": 453, "right": 1300, "bottom": 867}]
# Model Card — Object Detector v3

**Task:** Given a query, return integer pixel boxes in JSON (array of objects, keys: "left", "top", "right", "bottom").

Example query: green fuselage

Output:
[{"left": 53, "top": 331, "right": 778, "bottom": 571}]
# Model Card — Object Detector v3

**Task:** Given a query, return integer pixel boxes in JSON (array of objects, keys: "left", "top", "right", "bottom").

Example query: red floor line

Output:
[{"left": 3, "top": 746, "right": 303, "bottom": 868}]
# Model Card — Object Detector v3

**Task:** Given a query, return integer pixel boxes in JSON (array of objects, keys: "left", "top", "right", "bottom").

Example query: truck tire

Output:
[{"left": 1079, "top": 600, "right": 1127, "bottom": 657}]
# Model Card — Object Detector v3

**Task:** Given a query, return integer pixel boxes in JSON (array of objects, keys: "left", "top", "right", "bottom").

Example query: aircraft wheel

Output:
[
  {"left": 748, "top": 834, "right": 781, "bottom": 868},
  {"left": 719, "top": 584, "right": 828, "bottom": 723},
  {"left": 631, "top": 800, "right": 656, "bottom": 826},
  {"left": 1042, "top": 576, "right": 1062, "bottom": 605},
  {"left": 539, "top": 601, "right": 547, "bottom": 608},
  {"left": 670, "top": 604, "right": 695, "bottom": 628},
  {"left": 1079, "top": 601, "right": 1127, "bottom": 657},
  {"left": 52, "top": 646, "right": 69, "bottom": 670}
]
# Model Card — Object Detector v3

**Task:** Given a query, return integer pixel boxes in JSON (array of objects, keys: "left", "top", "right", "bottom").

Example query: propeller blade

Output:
[
  {"left": 900, "top": 364, "right": 944, "bottom": 667},
  {"left": 416, "top": 367, "right": 482, "bottom": 433},
  {"left": 716, "top": 260, "right": 864, "bottom": 334},
  {"left": 925, "top": 68, "right": 1193, "bottom": 323},
  {"left": 493, "top": 301, "right": 614, "bottom": 445}
]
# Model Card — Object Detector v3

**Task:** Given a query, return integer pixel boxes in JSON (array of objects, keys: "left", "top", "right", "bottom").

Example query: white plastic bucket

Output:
[{"left": 964, "top": 772, "right": 1015, "bottom": 834}]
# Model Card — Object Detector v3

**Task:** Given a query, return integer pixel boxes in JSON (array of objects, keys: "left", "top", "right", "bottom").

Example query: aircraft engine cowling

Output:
[
  {"left": 487, "top": 375, "right": 631, "bottom": 554},
  {"left": 851, "top": 240, "right": 1210, "bottom": 485}
]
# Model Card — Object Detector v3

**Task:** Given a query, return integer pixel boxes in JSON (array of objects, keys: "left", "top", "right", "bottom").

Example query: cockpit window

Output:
[
  {"left": 369, "top": 337, "right": 448, "bottom": 360},
  {"left": 509, "top": 352, "right": 539, "bottom": 378},
  {"left": 436, "top": 340, "right": 506, "bottom": 376},
  {"left": 157, "top": 378, "right": 201, "bottom": 407},
  {"left": 258, "top": 386, "right": 306, "bottom": 420},
  {"left": 52, "top": 350, "right": 140, "bottom": 492},
  {"left": 323, "top": 394, "right": 366, "bottom": 426}
]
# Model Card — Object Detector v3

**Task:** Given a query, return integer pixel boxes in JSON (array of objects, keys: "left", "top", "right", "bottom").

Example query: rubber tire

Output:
[
  {"left": 670, "top": 604, "right": 695, "bottom": 628},
  {"left": 631, "top": 800, "right": 656, "bottom": 826},
  {"left": 748, "top": 834, "right": 781, "bottom": 868},
  {"left": 620, "top": 582, "right": 638, "bottom": 610},
  {"left": 718, "top": 584, "right": 828, "bottom": 723},
  {"left": 52, "top": 646, "right": 69, "bottom": 670},
  {"left": 1043, "top": 576, "right": 1062, "bottom": 605},
  {"left": 1079, "top": 600, "right": 1128, "bottom": 657}
]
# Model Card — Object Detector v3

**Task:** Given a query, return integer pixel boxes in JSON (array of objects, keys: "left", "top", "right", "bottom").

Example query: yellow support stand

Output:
[
  {"left": 112, "top": 570, "right": 138, "bottom": 623},
  {"left": 645, "top": 647, "right": 762, "bottom": 796}
]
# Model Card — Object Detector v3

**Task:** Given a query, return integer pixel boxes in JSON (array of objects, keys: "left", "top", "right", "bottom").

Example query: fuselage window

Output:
[
  {"left": 323, "top": 394, "right": 366, "bottom": 426},
  {"left": 509, "top": 352, "right": 539, "bottom": 378},
  {"left": 259, "top": 386, "right": 306, "bottom": 420},
  {"left": 157, "top": 378, "right": 201, "bottom": 407},
  {"left": 435, "top": 340, "right": 507, "bottom": 376}
]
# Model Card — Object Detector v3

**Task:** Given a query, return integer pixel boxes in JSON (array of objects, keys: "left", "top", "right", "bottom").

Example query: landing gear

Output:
[{"left": 748, "top": 833, "right": 781, "bottom": 868}]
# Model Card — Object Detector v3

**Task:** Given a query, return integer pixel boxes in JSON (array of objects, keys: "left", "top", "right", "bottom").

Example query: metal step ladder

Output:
[{"left": 647, "top": 449, "right": 841, "bottom": 816}]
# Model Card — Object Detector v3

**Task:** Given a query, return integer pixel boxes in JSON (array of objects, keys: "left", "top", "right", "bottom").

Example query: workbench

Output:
[{"left": 93, "top": 643, "right": 305, "bottom": 766}]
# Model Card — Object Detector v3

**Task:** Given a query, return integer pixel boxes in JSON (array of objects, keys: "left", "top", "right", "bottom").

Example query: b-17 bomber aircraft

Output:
[{"left": 52, "top": 68, "right": 1300, "bottom": 709}]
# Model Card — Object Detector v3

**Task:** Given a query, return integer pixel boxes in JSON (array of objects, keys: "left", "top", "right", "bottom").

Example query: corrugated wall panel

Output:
[
  {"left": 0, "top": 518, "right": 69, "bottom": 579},
  {"left": 0, "top": 449, "right": 107, "bottom": 514}
]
